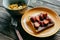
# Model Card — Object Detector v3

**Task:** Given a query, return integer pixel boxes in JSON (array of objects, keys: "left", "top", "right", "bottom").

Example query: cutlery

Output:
[{"left": 11, "top": 18, "right": 23, "bottom": 40}]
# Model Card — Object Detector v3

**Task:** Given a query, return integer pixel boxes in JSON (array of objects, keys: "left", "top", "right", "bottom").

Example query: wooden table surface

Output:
[{"left": 0, "top": 0, "right": 60, "bottom": 40}]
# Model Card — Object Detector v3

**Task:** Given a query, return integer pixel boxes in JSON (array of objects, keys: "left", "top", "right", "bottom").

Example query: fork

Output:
[{"left": 11, "top": 18, "right": 23, "bottom": 40}]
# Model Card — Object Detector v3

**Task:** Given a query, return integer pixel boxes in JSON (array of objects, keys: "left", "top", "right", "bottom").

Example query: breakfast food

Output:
[
  {"left": 29, "top": 13, "right": 54, "bottom": 33},
  {"left": 9, "top": 3, "right": 26, "bottom": 10}
]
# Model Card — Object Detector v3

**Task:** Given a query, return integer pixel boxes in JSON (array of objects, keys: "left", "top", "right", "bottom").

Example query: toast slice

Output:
[{"left": 27, "top": 13, "right": 54, "bottom": 33}]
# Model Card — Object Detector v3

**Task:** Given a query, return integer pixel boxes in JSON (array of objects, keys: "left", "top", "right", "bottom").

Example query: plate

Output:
[{"left": 21, "top": 7, "right": 60, "bottom": 37}]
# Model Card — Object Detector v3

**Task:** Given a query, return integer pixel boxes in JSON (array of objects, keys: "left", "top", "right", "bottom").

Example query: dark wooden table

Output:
[{"left": 0, "top": 0, "right": 60, "bottom": 40}]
